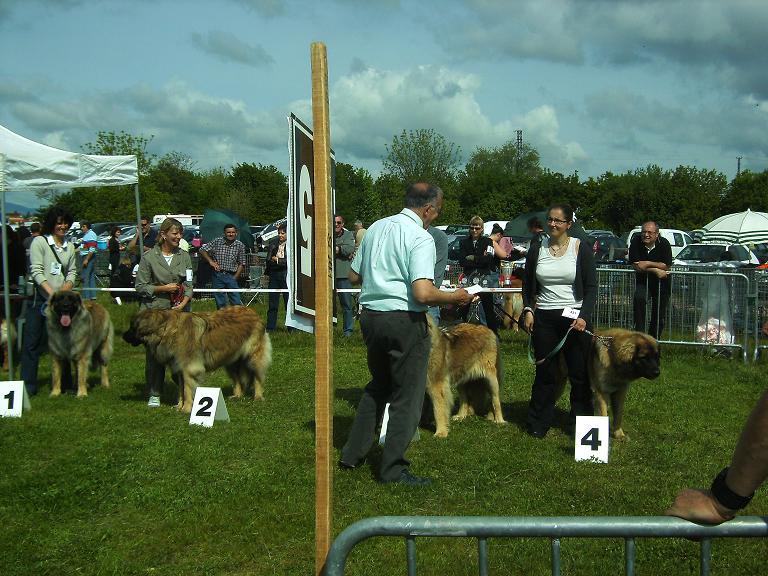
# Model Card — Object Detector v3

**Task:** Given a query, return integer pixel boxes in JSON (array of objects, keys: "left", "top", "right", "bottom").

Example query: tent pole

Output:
[
  {"left": 0, "top": 155, "right": 16, "bottom": 377},
  {"left": 134, "top": 184, "right": 143, "bottom": 255}
]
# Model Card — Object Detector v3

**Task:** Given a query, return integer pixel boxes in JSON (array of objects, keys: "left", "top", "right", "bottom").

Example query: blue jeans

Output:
[
  {"left": 212, "top": 271, "right": 242, "bottom": 309},
  {"left": 334, "top": 278, "right": 354, "bottom": 335},
  {"left": 81, "top": 257, "right": 97, "bottom": 300}
]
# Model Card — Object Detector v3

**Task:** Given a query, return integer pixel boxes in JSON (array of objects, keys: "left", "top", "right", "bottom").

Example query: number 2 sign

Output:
[
  {"left": 574, "top": 416, "right": 610, "bottom": 463},
  {"left": 189, "top": 387, "right": 230, "bottom": 428},
  {"left": 0, "top": 381, "right": 30, "bottom": 418}
]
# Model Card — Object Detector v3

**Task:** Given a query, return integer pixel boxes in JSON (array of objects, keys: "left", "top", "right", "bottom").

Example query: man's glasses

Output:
[
  {"left": 642, "top": 231, "right": 657, "bottom": 235},
  {"left": 334, "top": 221, "right": 343, "bottom": 225},
  {"left": 546, "top": 217, "right": 568, "bottom": 225}
]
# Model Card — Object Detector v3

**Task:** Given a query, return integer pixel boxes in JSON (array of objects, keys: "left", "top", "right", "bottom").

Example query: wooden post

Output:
[{"left": 311, "top": 42, "right": 333, "bottom": 576}]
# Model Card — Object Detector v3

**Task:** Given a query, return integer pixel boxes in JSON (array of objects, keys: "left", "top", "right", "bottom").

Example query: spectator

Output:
[
  {"left": 339, "top": 182, "right": 473, "bottom": 486},
  {"left": 458, "top": 215, "right": 499, "bottom": 334},
  {"left": 127, "top": 216, "right": 158, "bottom": 264},
  {"left": 521, "top": 204, "right": 597, "bottom": 439},
  {"left": 334, "top": 215, "right": 356, "bottom": 337},
  {"left": 21, "top": 206, "right": 77, "bottom": 396},
  {"left": 79, "top": 221, "right": 98, "bottom": 301},
  {"left": 629, "top": 221, "right": 672, "bottom": 339},
  {"left": 427, "top": 225, "right": 449, "bottom": 323},
  {"left": 265, "top": 223, "right": 289, "bottom": 332},
  {"left": 666, "top": 388, "right": 768, "bottom": 524},
  {"left": 134, "top": 218, "right": 193, "bottom": 408},
  {"left": 489, "top": 222, "right": 515, "bottom": 260},
  {"left": 199, "top": 223, "right": 246, "bottom": 309},
  {"left": 353, "top": 219, "right": 367, "bottom": 247},
  {"left": 23, "top": 222, "right": 42, "bottom": 272}
]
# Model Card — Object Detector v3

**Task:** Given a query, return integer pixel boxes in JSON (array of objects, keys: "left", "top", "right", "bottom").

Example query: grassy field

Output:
[{"left": 1, "top": 296, "right": 766, "bottom": 575}]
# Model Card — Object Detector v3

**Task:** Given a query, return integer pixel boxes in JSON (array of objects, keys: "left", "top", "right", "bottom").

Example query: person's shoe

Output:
[
  {"left": 383, "top": 470, "right": 432, "bottom": 486},
  {"left": 147, "top": 395, "right": 161, "bottom": 408},
  {"left": 526, "top": 426, "right": 547, "bottom": 439},
  {"left": 338, "top": 459, "right": 361, "bottom": 470}
]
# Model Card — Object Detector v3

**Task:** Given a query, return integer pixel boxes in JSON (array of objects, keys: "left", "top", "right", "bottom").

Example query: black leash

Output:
[{"left": 493, "top": 301, "right": 519, "bottom": 326}]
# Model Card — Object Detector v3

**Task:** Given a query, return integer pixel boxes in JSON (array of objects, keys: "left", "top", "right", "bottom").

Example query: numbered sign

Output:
[
  {"left": 574, "top": 416, "right": 609, "bottom": 463},
  {"left": 378, "top": 403, "right": 420, "bottom": 445},
  {"left": 189, "top": 387, "right": 230, "bottom": 428},
  {"left": 0, "top": 381, "right": 30, "bottom": 418}
]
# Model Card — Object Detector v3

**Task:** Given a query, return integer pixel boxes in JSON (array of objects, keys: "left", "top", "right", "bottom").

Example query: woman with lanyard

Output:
[
  {"left": 521, "top": 204, "right": 597, "bottom": 439},
  {"left": 135, "top": 218, "right": 193, "bottom": 408},
  {"left": 458, "top": 215, "right": 500, "bottom": 334},
  {"left": 21, "top": 206, "right": 78, "bottom": 396}
]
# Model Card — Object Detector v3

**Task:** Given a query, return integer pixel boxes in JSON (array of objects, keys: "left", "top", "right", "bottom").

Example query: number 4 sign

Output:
[
  {"left": 189, "top": 387, "right": 230, "bottom": 427},
  {"left": 0, "top": 381, "right": 31, "bottom": 418},
  {"left": 574, "top": 416, "right": 610, "bottom": 463}
]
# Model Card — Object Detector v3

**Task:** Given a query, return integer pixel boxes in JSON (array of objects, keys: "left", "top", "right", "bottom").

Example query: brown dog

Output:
[
  {"left": 123, "top": 306, "right": 272, "bottom": 412},
  {"left": 47, "top": 290, "right": 113, "bottom": 397},
  {"left": 556, "top": 328, "right": 660, "bottom": 439},
  {"left": 1, "top": 317, "right": 15, "bottom": 371},
  {"left": 425, "top": 315, "right": 505, "bottom": 437}
]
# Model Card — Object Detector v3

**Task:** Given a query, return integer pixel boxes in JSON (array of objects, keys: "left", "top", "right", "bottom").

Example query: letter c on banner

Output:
[{"left": 299, "top": 164, "right": 313, "bottom": 277}]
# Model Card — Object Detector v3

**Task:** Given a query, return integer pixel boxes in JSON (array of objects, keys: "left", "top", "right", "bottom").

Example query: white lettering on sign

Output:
[{"left": 299, "top": 164, "right": 313, "bottom": 277}]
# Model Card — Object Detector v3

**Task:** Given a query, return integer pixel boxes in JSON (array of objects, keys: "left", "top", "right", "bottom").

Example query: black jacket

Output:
[
  {"left": 522, "top": 237, "right": 598, "bottom": 321},
  {"left": 459, "top": 235, "right": 495, "bottom": 277},
  {"left": 266, "top": 242, "right": 287, "bottom": 274}
]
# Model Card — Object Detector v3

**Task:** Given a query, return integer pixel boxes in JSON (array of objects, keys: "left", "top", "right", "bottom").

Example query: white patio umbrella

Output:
[{"left": 701, "top": 209, "right": 768, "bottom": 244}]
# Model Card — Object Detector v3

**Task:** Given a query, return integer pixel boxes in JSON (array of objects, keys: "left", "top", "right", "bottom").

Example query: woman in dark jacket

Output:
[
  {"left": 458, "top": 215, "right": 499, "bottom": 334},
  {"left": 521, "top": 203, "right": 597, "bottom": 438},
  {"left": 265, "top": 223, "right": 288, "bottom": 331}
]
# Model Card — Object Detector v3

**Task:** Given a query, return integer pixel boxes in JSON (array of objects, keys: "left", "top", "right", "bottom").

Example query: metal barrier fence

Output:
[
  {"left": 323, "top": 515, "right": 768, "bottom": 576},
  {"left": 593, "top": 266, "right": 753, "bottom": 362}
]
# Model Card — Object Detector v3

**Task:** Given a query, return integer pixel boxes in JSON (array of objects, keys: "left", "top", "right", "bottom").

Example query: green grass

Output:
[{"left": 1, "top": 297, "right": 766, "bottom": 575}]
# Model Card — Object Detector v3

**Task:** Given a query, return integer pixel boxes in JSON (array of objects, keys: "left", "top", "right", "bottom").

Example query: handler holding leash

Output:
[
  {"left": 134, "top": 218, "right": 193, "bottom": 408},
  {"left": 339, "top": 182, "right": 473, "bottom": 486},
  {"left": 521, "top": 204, "right": 597, "bottom": 439}
]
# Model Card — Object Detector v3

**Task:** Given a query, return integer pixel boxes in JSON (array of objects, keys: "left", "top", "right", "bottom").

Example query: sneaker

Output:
[{"left": 147, "top": 395, "right": 161, "bottom": 408}]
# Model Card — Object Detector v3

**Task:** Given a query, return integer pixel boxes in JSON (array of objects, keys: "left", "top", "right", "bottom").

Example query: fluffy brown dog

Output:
[
  {"left": 47, "top": 290, "right": 113, "bottom": 397},
  {"left": 123, "top": 306, "right": 272, "bottom": 412},
  {"left": 556, "top": 328, "right": 660, "bottom": 440},
  {"left": 501, "top": 277, "right": 524, "bottom": 331},
  {"left": 425, "top": 315, "right": 505, "bottom": 437}
]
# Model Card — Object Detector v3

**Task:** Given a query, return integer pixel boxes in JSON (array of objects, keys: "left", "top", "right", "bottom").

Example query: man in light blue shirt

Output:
[
  {"left": 339, "top": 182, "right": 473, "bottom": 486},
  {"left": 80, "top": 221, "right": 98, "bottom": 301}
]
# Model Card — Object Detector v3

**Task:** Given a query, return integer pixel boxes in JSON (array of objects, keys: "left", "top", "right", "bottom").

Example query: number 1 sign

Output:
[
  {"left": 0, "top": 381, "right": 31, "bottom": 418},
  {"left": 189, "top": 387, "right": 230, "bottom": 427}
]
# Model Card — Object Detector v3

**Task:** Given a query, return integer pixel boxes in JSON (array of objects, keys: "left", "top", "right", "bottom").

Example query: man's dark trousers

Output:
[{"left": 340, "top": 309, "right": 430, "bottom": 482}]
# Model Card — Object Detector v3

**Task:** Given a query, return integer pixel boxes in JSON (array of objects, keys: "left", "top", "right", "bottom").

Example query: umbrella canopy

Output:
[
  {"left": 503, "top": 210, "right": 591, "bottom": 242},
  {"left": 200, "top": 208, "right": 254, "bottom": 249},
  {"left": 701, "top": 209, "right": 768, "bottom": 244}
]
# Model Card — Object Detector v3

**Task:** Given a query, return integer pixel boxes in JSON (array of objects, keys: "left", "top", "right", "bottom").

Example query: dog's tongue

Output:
[{"left": 60, "top": 314, "right": 71, "bottom": 327}]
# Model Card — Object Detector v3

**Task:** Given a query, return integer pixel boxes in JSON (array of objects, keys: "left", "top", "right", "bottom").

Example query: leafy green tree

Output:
[
  {"left": 721, "top": 170, "right": 768, "bottom": 214},
  {"left": 333, "top": 162, "right": 374, "bottom": 223},
  {"left": 81, "top": 130, "right": 156, "bottom": 176},
  {"left": 147, "top": 152, "right": 200, "bottom": 214},
  {"left": 382, "top": 129, "right": 462, "bottom": 191},
  {"left": 228, "top": 163, "right": 288, "bottom": 224}
]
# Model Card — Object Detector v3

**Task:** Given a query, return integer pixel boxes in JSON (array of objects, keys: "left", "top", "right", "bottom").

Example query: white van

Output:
[
  {"left": 625, "top": 226, "right": 693, "bottom": 258},
  {"left": 153, "top": 214, "right": 203, "bottom": 227}
]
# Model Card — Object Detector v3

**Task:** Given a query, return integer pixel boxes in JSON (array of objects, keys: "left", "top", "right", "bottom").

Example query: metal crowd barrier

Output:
[{"left": 323, "top": 515, "right": 768, "bottom": 576}]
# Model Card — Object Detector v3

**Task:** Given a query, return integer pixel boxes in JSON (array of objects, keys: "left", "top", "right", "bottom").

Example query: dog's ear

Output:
[{"left": 611, "top": 336, "right": 637, "bottom": 364}]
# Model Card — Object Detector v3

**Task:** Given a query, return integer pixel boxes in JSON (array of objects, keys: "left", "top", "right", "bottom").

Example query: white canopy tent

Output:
[{"left": 0, "top": 124, "right": 140, "bottom": 378}]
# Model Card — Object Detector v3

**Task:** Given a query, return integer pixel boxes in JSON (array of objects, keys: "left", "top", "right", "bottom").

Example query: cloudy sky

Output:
[{"left": 2, "top": 0, "right": 767, "bottom": 208}]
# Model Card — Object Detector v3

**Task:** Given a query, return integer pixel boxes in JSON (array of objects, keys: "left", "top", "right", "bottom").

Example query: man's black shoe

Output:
[
  {"left": 526, "top": 426, "right": 547, "bottom": 439},
  {"left": 338, "top": 459, "right": 360, "bottom": 470},
  {"left": 383, "top": 470, "right": 432, "bottom": 486}
]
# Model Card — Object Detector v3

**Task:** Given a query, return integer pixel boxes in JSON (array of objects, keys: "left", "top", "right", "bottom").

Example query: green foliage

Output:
[
  {"left": 382, "top": 129, "right": 462, "bottom": 190},
  {"left": 721, "top": 170, "right": 768, "bottom": 213},
  {"left": 228, "top": 163, "right": 288, "bottom": 224},
  {"left": 81, "top": 130, "right": 156, "bottom": 176},
  {"left": 0, "top": 297, "right": 766, "bottom": 575},
  {"left": 334, "top": 162, "right": 374, "bottom": 222}
]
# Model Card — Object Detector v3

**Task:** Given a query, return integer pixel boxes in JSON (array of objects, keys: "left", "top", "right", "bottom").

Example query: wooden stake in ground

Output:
[{"left": 311, "top": 41, "right": 333, "bottom": 576}]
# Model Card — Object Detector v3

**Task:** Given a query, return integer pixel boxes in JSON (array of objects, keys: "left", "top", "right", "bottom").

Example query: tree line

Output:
[{"left": 39, "top": 129, "right": 768, "bottom": 236}]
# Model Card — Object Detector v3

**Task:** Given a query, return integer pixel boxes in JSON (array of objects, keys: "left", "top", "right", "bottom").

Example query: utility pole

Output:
[
  {"left": 515, "top": 129, "right": 523, "bottom": 172},
  {"left": 737, "top": 156, "right": 742, "bottom": 176}
]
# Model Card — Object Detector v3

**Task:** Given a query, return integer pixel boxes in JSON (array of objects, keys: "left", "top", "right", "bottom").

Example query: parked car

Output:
[
  {"left": 585, "top": 229, "right": 618, "bottom": 238},
  {"left": 751, "top": 242, "right": 768, "bottom": 264},
  {"left": 673, "top": 242, "right": 760, "bottom": 266},
  {"left": 589, "top": 235, "right": 628, "bottom": 262},
  {"left": 623, "top": 226, "right": 694, "bottom": 258},
  {"left": 443, "top": 224, "right": 470, "bottom": 236}
]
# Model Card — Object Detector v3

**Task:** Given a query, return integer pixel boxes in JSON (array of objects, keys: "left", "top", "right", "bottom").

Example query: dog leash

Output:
[
  {"left": 493, "top": 301, "right": 519, "bottom": 326},
  {"left": 527, "top": 327, "right": 614, "bottom": 365}
]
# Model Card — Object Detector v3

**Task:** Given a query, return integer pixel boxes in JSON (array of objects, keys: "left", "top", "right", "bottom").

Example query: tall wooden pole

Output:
[{"left": 311, "top": 42, "right": 333, "bottom": 576}]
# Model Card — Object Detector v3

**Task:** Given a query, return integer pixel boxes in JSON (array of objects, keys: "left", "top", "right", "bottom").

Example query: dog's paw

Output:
[
  {"left": 612, "top": 429, "right": 628, "bottom": 441},
  {"left": 76, "top": 391, "right": 88, "bottom": 398},
  {"left": 253, "top": 393, "right": 264, "bottom": 401},
  {"left": 451, "top": 414, "right": 467, "bottom": 422},
  {"left": 49, "top": 389, "right": 61, "bottom": 397},
  {"left": 433, "top": 430, "right": 449, "bottom": 438}
]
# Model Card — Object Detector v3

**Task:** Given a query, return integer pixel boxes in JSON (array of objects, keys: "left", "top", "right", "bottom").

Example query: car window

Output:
[
  {"left": 683, "top": 233, "right": 693, "bottom": 245},
  {"left": 671, "top": 233, "right": 683, "bottom": 247}
]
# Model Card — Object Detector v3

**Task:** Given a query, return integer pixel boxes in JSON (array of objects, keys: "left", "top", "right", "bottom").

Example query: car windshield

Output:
[{"left": 677, "top": 244, "right": 749, "bottom": 262}]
